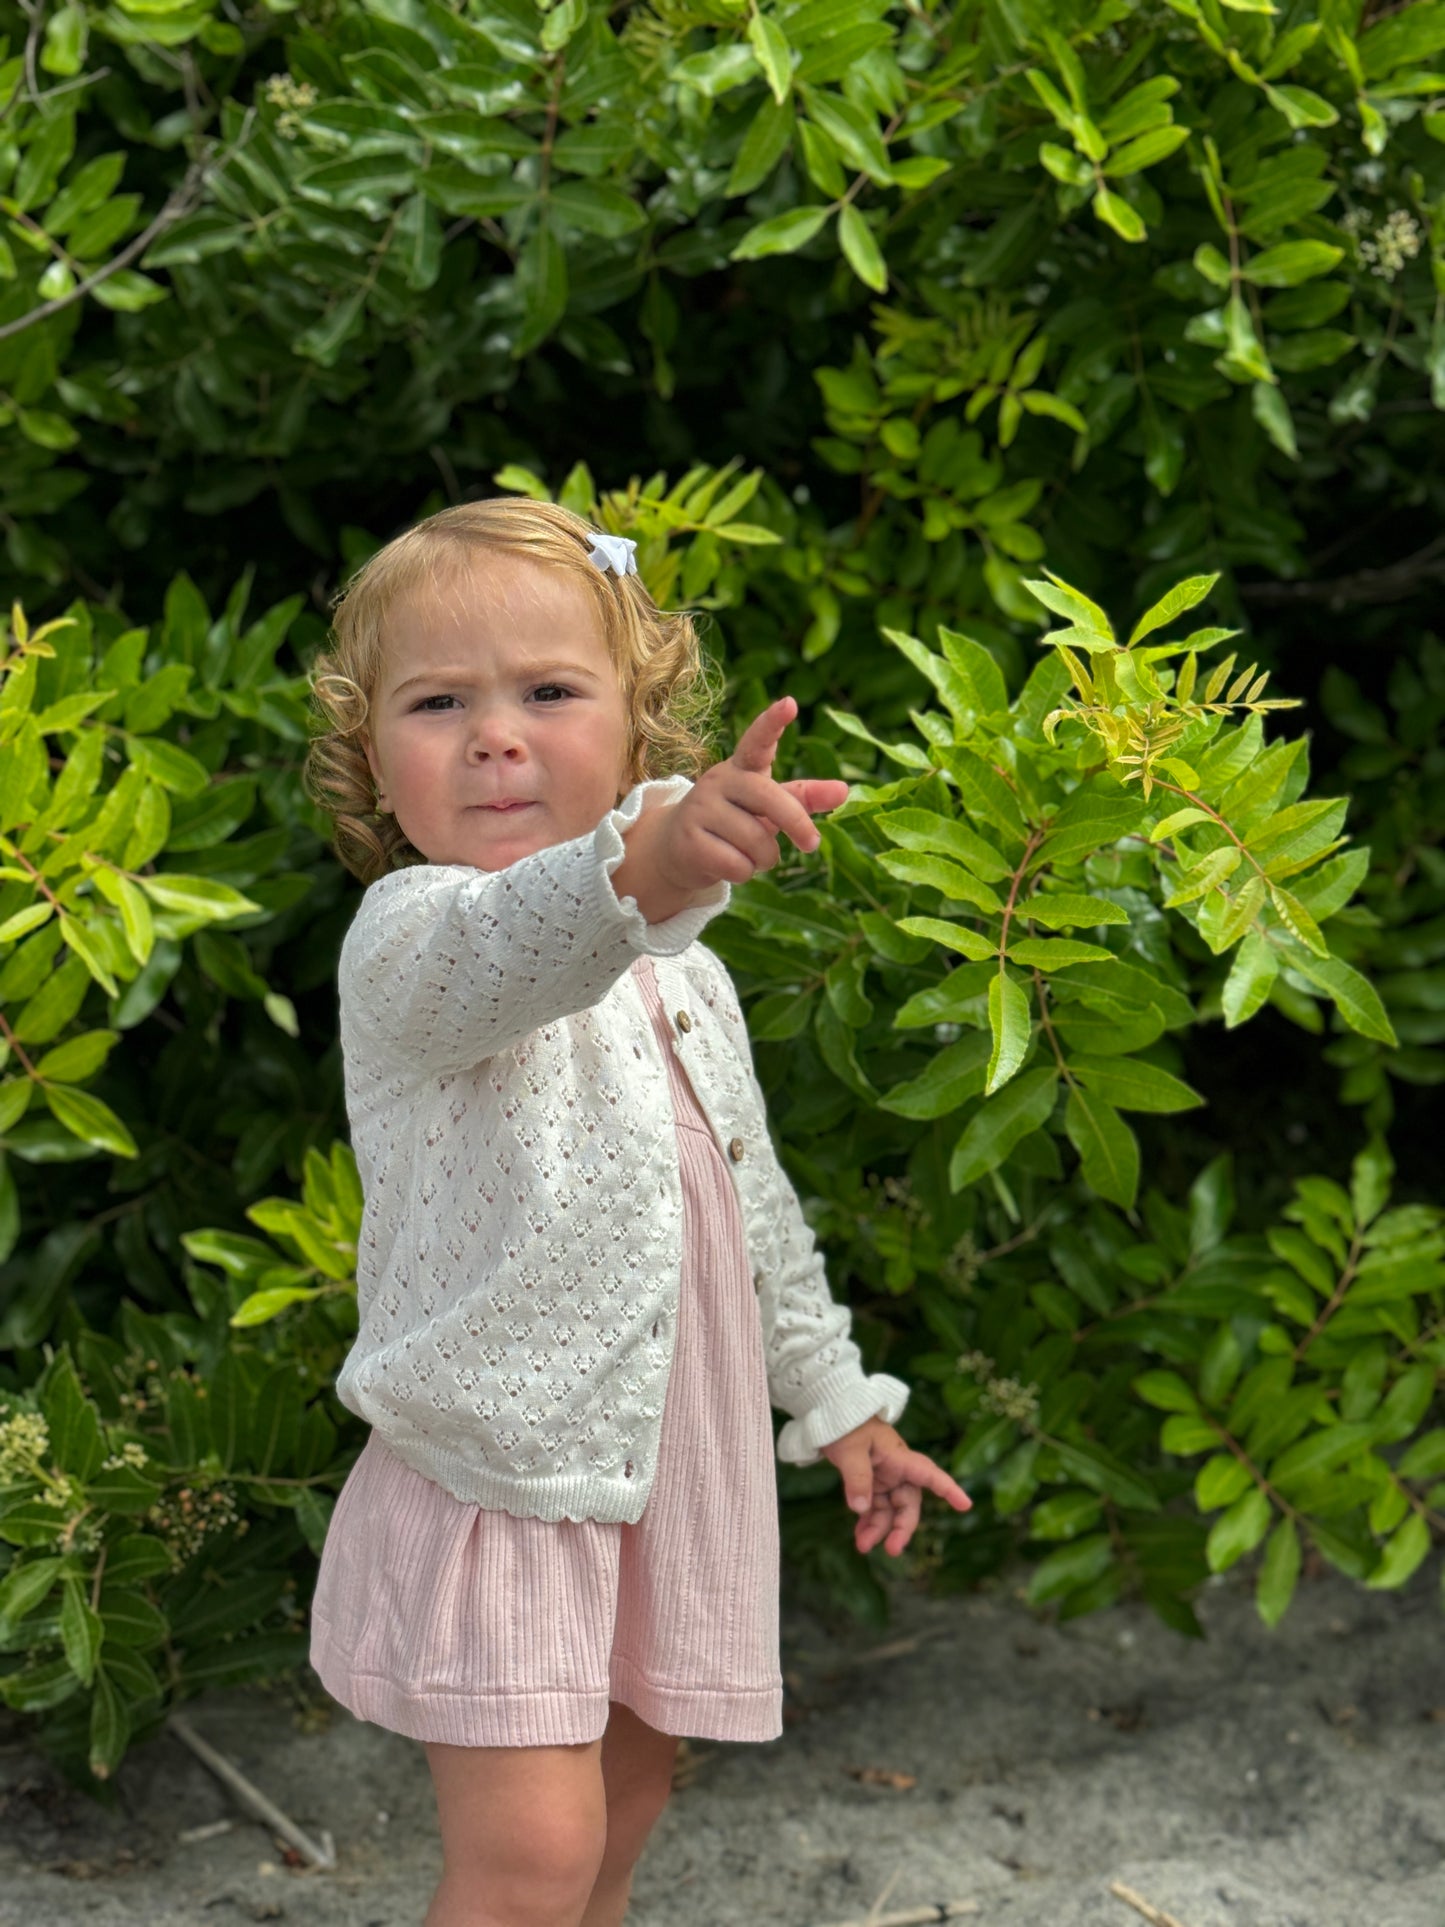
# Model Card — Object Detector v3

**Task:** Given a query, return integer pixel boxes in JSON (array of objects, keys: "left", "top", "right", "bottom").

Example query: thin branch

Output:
[
  {"left": 0, "top": 157, "right": 208, "bottom": 346},
  {"left": 1239, "top": 534, "right": 1445, "bottom": 608}
]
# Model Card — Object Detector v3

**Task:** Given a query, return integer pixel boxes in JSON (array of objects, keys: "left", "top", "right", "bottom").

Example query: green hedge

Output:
[{"left": 1, "top": 0, "right": 1442, "bottom": 1789}]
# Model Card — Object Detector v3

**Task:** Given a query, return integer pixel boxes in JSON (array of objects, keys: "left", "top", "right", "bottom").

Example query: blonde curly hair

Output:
[{"left": 303, "top": 496, "right": 726, "bottom": 885}]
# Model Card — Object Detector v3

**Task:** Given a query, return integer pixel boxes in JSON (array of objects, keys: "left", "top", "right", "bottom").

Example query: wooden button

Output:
[
  {"left": 753, "top": 1270, "right": 763, "bottom": 1293},
  {"left": 675, "top": 1010, "right": 693, "bottom": 1032},
  {"left": 728, "top": 1137, "right": 745, "bottom": 1161}
]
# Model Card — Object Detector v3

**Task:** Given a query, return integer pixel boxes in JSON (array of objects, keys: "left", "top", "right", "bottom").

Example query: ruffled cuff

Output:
[
  {"left": 593, "top": 776, "right": 730, "bottom": 953},
  {"left": 774, "top": 1368, "right": 911, "bottom": 1468}
]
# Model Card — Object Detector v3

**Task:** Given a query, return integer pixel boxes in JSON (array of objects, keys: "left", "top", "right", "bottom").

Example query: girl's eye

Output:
[{"left": 413, "top": 685, "right": 571, "bottom": 713}]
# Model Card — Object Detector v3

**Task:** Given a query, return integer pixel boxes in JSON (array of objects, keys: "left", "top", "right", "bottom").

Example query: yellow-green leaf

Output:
[
  {"left": 41, "top": 1083, "right": 139, "bottom": 1157},
  {"left": 1094, "top": 185, "right": 1146, "bottom": 242}
]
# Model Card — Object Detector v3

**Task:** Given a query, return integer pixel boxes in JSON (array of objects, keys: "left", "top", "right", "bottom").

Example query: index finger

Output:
[
  {"left": 905, "top": 1451, "right": 972, "bottom": 1510},
  {"left": 731, "top": 694, "right": 798, "bottom": 773}
]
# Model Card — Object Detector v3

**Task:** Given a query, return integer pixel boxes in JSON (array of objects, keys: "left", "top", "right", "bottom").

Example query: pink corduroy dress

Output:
[{"left": 308, "top": 953, "right": 785, "bottom": 1747}]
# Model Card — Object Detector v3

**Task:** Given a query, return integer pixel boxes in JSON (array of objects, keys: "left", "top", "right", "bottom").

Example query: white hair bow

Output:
[{"left": 587, "top": 531, "right": 638, "bottom": 576}]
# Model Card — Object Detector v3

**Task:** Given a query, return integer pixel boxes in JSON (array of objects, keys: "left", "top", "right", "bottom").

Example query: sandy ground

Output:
[{"left": 1, "top": 1559, "right": 1441, "bottom": 1927}]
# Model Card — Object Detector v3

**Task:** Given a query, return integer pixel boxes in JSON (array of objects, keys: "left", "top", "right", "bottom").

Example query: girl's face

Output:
[{"left": 361, "top": 551, "right": 633, "bottom": 871}]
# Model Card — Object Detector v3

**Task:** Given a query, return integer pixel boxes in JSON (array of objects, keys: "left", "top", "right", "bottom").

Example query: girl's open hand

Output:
[
  {"left": 653, "top": 694, "right": 849, "bottom": 898},
  {"left": 820, "top": 1417, "right": 972, "bottom": 1558}
]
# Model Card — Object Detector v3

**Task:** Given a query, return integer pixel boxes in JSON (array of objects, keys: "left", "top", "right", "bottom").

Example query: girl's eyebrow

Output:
[{"left": 390, "top": 662, "right": 603, "bottom": 697}]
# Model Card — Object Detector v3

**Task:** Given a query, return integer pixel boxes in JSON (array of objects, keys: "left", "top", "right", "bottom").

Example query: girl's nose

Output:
[{"left": 467, "top": 709, "right": 527, "bottom": 755}]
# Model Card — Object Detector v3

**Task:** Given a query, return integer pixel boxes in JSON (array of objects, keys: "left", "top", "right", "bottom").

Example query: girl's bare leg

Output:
[
  {"left": 423, "top": 1732, "right": 608, "bottom": 1927},
  {"left": 578, "top": 1701, "right": 681, "bottom": 1927}
]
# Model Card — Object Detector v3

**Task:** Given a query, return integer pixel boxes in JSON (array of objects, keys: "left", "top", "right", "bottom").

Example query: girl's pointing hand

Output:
[
  {"left": 655, "top": 694, "right": 849, "bottom": 897},
  {"left": 820, "top": 1417, "right": 972, "bottom": 1558}
]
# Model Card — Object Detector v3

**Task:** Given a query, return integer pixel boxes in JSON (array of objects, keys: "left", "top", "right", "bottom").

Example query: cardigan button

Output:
[
  {"left": 675, "top": 1010, "right": 693, "bottom": 1033},
  {"left": 728, "top": 1137, "right": 745, "bottom": 1161},
  {"left": 753, "top": 1269, "right": 763, "bottom": 1293}
]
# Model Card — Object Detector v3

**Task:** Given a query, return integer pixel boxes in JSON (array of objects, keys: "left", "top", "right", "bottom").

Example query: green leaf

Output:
[
  {"left": 876, "top": 849, "right": 1005, "bottom": 913},
  {"left": 837, "top": 204, "right": 887, "bottom": 292},
  {"left": 1064, "top": 1086, "right": 1139, "bottom": 1207},
  {"left": 1029, "top": 1490, "right": 1105, "bottom": 1540},
  {"left": 1360, "top": 0, "right": 1445, "bottom": 78},
  {"left": 550, "top": 181, "right": 647, "bottom": 239},
  {"left": 877, "top": 1030, "right": 991, "bottom": 1119},
  {"left": 726, "top": 93, "right": 794, "bottom": 196},
  {"left": 985, "top": 971, "right": 1032, "bottom": 1094},
  {"left": 1021, "top": 894, "right": 1129, "bottom": 928},
  {"left": 1282, "top": 950, "right": 1398, "bottom": 1045},
  {"left": 126, "top": 736, "right": 209, "bottom": 798},
  {"left": 17, "top": 409, "right": 80, "bottom": 451},
  {"left": 41, "top": 1085, "right": 139, "bottom": 1158},
  {"left": 1195, "top": 1453, "right": 1253, "bottom": 1511},
  {"left": 1040, "top": 141, "right": 1093, "bottom": 186},
  {"left": 135, "top": 874, "right": 259, "bottom": 918},
  {"left": 1369, "top": 1363, "right": 1436, "bottom": 1446},
  {"left": 1206, "top": 1488, "right": 1272, "bottom": 1572},
  {"left": 1398, "top": 1430, "right": 1445, "bottom": 1481},
  {"left": 89, "top": 1666, "right": 130, "bottom": 1780},
  {"left": 1256, "top": 1517, "right": 1301, "bottom": 1625},
  {"left": 1149, "top": 807, "right": 1212, "bottom": 842},
  {"left": 1269, "top": 886, "right": 1328, "bottom": 956},
  {"left": 35, "top": 1029, "right": 120, "bottom": 1084},
  {"left": 1350, "top": 1138, "right": 1393, "bottom": 1230},
  {"left": 935, "top": 746, "right": 1028, "bottom": 841},
  {"left": 1222, "top": 929, "right": 1278, "bottom": 1027},
  {"left": 0, "top": 1556, "right": 64, "bottom": 1630},
  {"left": 1105, "top": 124, "right": 1190, "bottom": 176},
  {"left": 673, "top": 42, "right": 758, "bottom": 95},
  {"left": 1070, "top": 1055, "right": 1204, "bottom": 1114},
  {"left": 1021, "top": 570, "right": 1113, "bottom": 639},
  {"left": 1127, "top": 573, "right": 1220, "bottom": 646},
  {"left": 1241, "top": 241, "right": 1345, "bottom": 286},
  {"left": 1269, "top": 1422, "right": 1375, "bottom": 1490},
  {"left": 874, "top": 808, "right": 1012, "bottom": 882},
  {"left": 747, "top": 10, "right": 792, "bottom": 103},
  {"left": 1050, "top": 1438, "right": 1160, "bottom": 1511},
  {"left": 1365, "top": 1513, "right": 1430, "bottom": 1590},
  {"left": 1161, "top": 1413, "right": 1223, "bottom": 1456},
  {"left": 1263, "top": 83, "right": 1339, "bottom": 129},
  {"left": 60, "top": 1576, "right": 102, "bottom": 1685},
  {"left": 1134, "top": 1371, "right": 1199, "bottom": 1414},
  {"left": 1026, "top": 1532, "right": 1115, "bottom": 1604},
  {"left": 730, "top": 205, "right": 830, "bottom": 260},
  {"left": 230, "top": 1284, "right": 325, "bottom": 1327},
  {"left": 893, "top": 916, "right": 993, "bottom": 962},
  {"left": 949, "top": 1067, "right": 1058, "bottom": 1190},
  {"left": 1164, "top": 846, "right": 1241, "bottom": 908},
  {"left": 512, "top": 217, "right": 568, "bottom": 355},
  {"left": 1093, "top": 185, "right": 1146, "bottom": 242},
  {"left": 0, "top": 903, "right": 54, "bottom": 941},
  {"left": 1007, "top": 937, "right": 1117, "bottom": 968},
  {"left": 1252, "top": 382, "right": 1298, "bottom": 460},
  {"left": 800, "top": 85, "right": 892, "bottom": 183}
]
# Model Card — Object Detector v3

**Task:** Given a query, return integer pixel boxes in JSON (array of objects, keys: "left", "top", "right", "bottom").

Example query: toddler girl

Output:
[{"left": 302, "top": 497, "right": 971, "bottom": 1927}]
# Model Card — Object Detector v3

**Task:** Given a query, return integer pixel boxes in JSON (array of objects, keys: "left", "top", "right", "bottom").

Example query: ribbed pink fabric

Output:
[{"left": 309, "top": 953, "right": 784, "bottom": 1746}]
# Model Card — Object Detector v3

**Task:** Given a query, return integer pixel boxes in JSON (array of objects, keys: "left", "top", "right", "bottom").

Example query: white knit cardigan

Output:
[{"left": 333, "top": 773, "right": 910, "bottom": 1524}]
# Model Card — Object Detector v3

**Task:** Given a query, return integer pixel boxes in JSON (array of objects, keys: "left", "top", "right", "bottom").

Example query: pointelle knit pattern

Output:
[{"left": 333, "top": 773, "right": 910, "bottom": 1525}]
